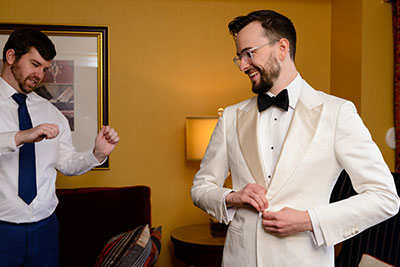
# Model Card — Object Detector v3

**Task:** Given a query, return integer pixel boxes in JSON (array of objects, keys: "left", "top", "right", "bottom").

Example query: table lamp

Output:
[
  {"left": 185, "top": 117, "right": 218, "bottom": 160},
  {"left": 185, "top": 108, "right": 223, "bottom": 160}
]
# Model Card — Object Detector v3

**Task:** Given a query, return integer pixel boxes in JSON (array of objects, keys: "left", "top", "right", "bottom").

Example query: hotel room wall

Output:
[
  {"left": 361, "top": 1, "right": 394, "bottom": 169},
  {"left": 331, "top": 0, "right": 395, "bottom": 169}
]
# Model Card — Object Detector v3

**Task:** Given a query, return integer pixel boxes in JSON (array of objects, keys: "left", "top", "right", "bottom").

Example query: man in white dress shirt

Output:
[
  {"left": 191, "top": 10, "right": 399, "bottom": 266},
  {"left": 0, "top": 28, "right": 119, "bottom": 266}
]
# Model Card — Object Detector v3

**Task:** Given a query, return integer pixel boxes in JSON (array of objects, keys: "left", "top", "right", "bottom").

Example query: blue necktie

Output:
[{"left": 12, "top": 93, "right": 37, "bottom": 205}]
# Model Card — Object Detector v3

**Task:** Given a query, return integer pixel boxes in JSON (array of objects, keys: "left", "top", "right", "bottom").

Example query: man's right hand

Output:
[
  {"left": 14, "top": 123, "right": 59, "bottom": 146},
  {"left": 225, "top": 183, "right": 268, "bottom": 212}
]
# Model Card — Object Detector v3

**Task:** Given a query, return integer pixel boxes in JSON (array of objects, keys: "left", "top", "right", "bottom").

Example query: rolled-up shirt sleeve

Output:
[{"left": 0, "top": 131, "right": 17, "bottom": 155}]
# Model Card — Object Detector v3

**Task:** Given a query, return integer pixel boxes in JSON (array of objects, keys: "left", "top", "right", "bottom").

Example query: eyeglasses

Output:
[{"left": 233, "top": 42, "right": 274, "bottom": 69}]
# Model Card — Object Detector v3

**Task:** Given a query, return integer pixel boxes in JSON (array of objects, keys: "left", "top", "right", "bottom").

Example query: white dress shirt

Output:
[
  {"left": 223, "top": 74, "right": 324, "bottom": 245},
  {"left": 0, "top": 77, "right": 101, "bottom": 223},
  {"left": 258, "top": 74, "right": 301, "bottom": 184}
]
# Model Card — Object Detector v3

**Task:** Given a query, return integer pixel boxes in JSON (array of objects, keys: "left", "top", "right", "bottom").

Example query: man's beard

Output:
[
  {"left": 11, "top": 61, "right": 40, "bottom": 94},
  {"left": 251, "top": 56, "right": 281, "bottom": 94}
]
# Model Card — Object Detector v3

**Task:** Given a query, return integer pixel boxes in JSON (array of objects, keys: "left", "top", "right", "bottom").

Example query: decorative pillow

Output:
[
  {"left": 359, "top": 254, "right": 396, "bottom": 267},
  {"left": 95, "top": 224, "right": 162, "bottom": 267}
]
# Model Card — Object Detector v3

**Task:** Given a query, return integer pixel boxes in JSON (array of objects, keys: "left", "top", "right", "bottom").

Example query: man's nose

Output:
[{"left": 35, "top": 69, "right": 45, "bottom": 80}]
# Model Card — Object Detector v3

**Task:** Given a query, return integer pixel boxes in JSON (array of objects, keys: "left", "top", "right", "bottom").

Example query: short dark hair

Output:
[
  {"left": 2, "top": 27, "right": 56, "bottom": 63},
  {"left": 228, "top": 10, "right": 296, "bottom": 61}
]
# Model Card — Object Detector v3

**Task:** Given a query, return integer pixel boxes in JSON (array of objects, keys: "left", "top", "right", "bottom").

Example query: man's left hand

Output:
[
  {"left": 262, "top": 207, "right": 312, "bottom": 236},
  {"left": 93, "top": 125, "right": 120, "bottom": 162}
]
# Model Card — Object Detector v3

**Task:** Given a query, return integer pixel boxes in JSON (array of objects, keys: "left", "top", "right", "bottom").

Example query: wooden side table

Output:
[{"left": 170, "top": 223, "right": 226, "bottom": 266}]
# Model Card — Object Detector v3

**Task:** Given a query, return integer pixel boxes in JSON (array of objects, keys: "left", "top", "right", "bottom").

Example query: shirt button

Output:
[
  {"left": 268, "top": 175, "right": 271, "bottom": 179},
  {"left": 271, "top": 146, "right": 274, "bottom": 150},
  {"left": 274, "top": 118, "right": 278, "bottom": 121}
]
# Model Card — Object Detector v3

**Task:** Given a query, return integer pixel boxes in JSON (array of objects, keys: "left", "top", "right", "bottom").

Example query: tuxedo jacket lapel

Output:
[
  {"left": 236, "top": 84, "right": 323, "bottom": 193},
  {"left": 267, "top": 83, "right": 324, "bottom": 200},
  {"left": 237, "top": 98, "right": 267, "bottom": 188}
]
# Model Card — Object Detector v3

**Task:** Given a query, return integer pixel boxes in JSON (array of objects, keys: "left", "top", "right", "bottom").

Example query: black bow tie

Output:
[{"left": 257, "top": 89, "right": 289, "bottom": 112}]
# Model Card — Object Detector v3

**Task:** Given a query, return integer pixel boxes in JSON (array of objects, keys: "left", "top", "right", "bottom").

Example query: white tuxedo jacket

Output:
[{"left": 191, "top": 81, "right": 399, "bottom": 267}]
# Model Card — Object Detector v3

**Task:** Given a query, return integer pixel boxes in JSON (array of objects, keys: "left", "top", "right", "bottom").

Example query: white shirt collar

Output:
[
  {"left": 286, "top": 73, "right": 303, "bottom": 110},
  {"left": 266, "top": 73, "right": 303, "bottom": 110},
  {"left": 0, "top": 77, "right": 18, "bottom": 101},
  {"left": 0, "top": 76, "right": 34, "bottom": 102}
]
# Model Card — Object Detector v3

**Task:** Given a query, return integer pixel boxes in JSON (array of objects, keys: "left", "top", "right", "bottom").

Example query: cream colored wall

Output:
[{"left": 0, "top": 0, "right": 331, "bottom": 266}]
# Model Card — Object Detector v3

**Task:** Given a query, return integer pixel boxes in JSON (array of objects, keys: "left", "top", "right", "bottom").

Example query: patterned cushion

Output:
[{"left": 95, "top": 224, "right": 161, "bottom": 267}]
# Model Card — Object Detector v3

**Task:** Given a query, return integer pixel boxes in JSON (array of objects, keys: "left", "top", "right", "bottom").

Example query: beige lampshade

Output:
[{"left": 186, "top": 117, "right": 219, "bottom": 161}]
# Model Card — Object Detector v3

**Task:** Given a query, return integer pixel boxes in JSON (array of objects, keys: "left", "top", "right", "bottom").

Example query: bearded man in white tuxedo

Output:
[{"left": 191, "top": 10, "right": 399, "bottom": 267}]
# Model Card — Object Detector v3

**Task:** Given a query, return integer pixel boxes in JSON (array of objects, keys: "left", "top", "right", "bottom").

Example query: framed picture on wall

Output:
[{"left": 0, "top": 23, "right": 110, "bottom": 169}]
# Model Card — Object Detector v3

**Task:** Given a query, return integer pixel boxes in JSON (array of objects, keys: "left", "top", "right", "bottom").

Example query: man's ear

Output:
[
  {"left": 5, "top": 49, "right": 16, "bottom": 65},
  {"left": 277, "top": 38, "right": 290, "bottom": 61}
]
